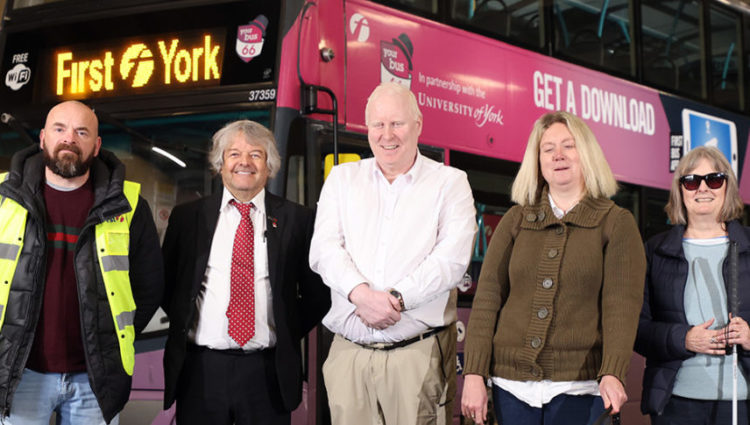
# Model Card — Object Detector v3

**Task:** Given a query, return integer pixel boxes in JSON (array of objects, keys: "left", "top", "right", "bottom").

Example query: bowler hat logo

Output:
[
  {"left": 380, "top": 33, "right": 413, "bottom": 88},
  {"left": 236, "top": 15, "right": 269, "bottom": 63}
]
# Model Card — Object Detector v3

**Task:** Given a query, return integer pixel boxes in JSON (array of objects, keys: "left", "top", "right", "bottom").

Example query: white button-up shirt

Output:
[
  {"left": 310, "top": 154, "right": 476, "bottom": 344},
  {"left": 190, "top": 188, "right": 275, "bottom": 350}
]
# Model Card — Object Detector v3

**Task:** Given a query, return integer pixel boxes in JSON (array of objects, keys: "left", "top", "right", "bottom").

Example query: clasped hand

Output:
[
  {"left": 348, "top": 283, "right": 402, "bottom": 330},
  {"left": 686, "top": 316, "right": 750, "bottom": 355}
]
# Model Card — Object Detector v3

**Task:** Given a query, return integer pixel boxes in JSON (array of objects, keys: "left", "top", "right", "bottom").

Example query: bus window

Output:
[
  {"left": 643, "top": 187, "right": 671, "bottom": 240},
  {"left": 449, "top": 150, "right": 518, "bottom": 304},
  {"left": 11, "top": 0, "right": 63, "bottom": 9},
  {"left": 0, "top": 130, "right": 34, "bottom": 171},
  {"left": 553, "top": 0, "right": 634, "bottom": 77},
  {"left": 450, "top": 150, "right": 517, "bottom": 208},
  {"left": 98, "top": 110, "right": 270, "bottom": 241},
  {"left": 612, "top": 183, "right": 640, "bottom": 226},
  {"left": 709, "top": 5, "right": 742, "bottom": 111},
  {"left": 374, "top": 0, "right": 438, "bottom": 15},
  {"left": 641, "top": 0, "right": 704, "bottom": 99},
  {"left": 451, "top": 0, "right": 543, "bottom": 48}
]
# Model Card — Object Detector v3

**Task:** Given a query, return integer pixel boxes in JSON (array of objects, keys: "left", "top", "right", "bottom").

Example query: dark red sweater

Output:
[{"left": 26, "top": 179, "right": 94, "bottom": 373}]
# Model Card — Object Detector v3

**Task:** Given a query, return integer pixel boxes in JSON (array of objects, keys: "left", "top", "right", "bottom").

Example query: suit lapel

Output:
[{"left": 193, "top": 191, "right": 222, "bottom": 295}]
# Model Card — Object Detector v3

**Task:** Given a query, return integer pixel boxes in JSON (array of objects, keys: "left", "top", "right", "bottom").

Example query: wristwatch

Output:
[{"left": 388, "top": 288, "right": 405, "bottom": 312}]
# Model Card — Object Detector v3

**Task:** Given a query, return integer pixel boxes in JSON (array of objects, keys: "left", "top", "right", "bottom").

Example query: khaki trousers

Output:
[{"left": 323, "top": 325, "right": 457, "bottom": 425}]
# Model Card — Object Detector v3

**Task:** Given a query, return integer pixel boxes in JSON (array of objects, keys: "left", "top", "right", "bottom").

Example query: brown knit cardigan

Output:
[{"left": 463, "top": 193, "right": 646, "bottom": 384}]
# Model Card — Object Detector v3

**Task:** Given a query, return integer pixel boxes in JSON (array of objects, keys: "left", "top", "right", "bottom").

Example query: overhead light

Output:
[{"left": 151, "top": 146, "right": 186, "bottom": 168}]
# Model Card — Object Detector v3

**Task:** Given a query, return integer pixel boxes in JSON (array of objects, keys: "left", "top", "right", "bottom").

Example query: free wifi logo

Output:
[{"left": 120, "top": 43, "right": 154, "bottom": 88}]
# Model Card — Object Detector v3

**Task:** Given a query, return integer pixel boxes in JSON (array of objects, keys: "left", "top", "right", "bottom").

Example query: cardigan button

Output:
[
  {"left": 530, "top": 336, "right": 542, "bottom": 348},
  {"left": 537, "top": 211, "right": 546, "bottom": 221},
  {"left": 537, "top": 307, "right": 549, "bottom": 319},
  {"left": 531, "top": 368, "right": 540, "bottom": 377},
  {"left": 555, "top": 226, "right": 564, "bottom": 235},
  {"left": 542, "top": 278, "right": 553, "bottom": 289},
  {"left": 526, "top": 213, "right": 537, "bottom": 222},
  {"left": 547, "top": 248, "right": 558, "bottom": 258}
]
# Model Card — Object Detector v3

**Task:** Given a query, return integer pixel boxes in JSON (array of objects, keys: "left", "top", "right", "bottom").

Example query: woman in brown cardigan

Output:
[{"left": 460, "top": 111, "right": 646, "bottom": 424}]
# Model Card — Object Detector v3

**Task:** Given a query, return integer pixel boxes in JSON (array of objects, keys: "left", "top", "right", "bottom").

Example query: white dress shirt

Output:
[
  {"left": 190, "top": 188, "right": 275, "bottom": 350},
  {"left": 491, "top": 193, "right": 599, "bottom": 406},
  {"left": 309, "top": 153, "right": 477, "bottom": 344}
]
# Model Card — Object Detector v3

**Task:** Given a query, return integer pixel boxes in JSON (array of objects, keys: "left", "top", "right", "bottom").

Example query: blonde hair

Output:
[
  {"left": 665, "top": 146, "right": 743, "bottom": 225},
  {"left": 208, "top": 120, "right": 280, "bottom": 178},
  {"left": 511, "top": 111, "right": 617, "bottom": 206}
]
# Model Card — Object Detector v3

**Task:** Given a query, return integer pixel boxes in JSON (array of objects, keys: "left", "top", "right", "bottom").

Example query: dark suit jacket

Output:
[{"left": 161, "top": 190, "right": 330, "bottom": 411}]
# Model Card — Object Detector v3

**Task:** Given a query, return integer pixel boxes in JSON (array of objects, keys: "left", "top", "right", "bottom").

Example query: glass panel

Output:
[
  {"left": 641, "top": 0, "right": 703, "bottom": 98},
  {"left": 12, "top": 0, "right": 64, "bottom": 8},
  {"left": 643, "top": 188, "right": 670, "bottom": 240},
  {"left": 449, "top": 150, "right": 519, "bottom": 306},
  {"left": 451, "top": 0, "right": 543, "bottom": 48},
  {"left": 104, "top": 110, "right": 271, "bottom": 228},
  {"left": 286, "top": 155, "right": 305, "bottom": 205},
  {"left": 553, "top": 0, "right": 633, "bottom": 75},
  {"left": 372, "top": 0, "right": 438, "bottom": 15},
  {"left": 0, "top": 130, "right": 35, "bottom": 171},
  {"left": 612, "top": 183, "right": 639, "bottom": 225},
  {"left": 709, "top": 6, "right": 741, "bottom": 110}
]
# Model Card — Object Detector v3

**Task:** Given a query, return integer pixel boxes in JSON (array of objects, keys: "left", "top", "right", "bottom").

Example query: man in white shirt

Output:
[
  {"left": 162, "top": 120, "right": 330, "bottom": 425},
  {"left": 310, "top": 82, "right": 477, "bottom": 424}
]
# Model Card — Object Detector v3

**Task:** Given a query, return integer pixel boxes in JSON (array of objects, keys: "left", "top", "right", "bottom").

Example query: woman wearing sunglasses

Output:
[
  {"left": 636, "top": 146, "right": 750, "bottom": 424},
  {"left": 461, "top": 111, "right": 646, "bottom": 424}
]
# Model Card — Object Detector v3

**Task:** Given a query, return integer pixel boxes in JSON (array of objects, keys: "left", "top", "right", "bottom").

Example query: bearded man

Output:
[{"left": 0, "top": 100, "right": 164, "bottom": 424}]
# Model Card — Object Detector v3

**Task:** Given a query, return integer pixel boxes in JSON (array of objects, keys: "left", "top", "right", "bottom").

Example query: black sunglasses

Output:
[{"left": 679, "top": 172, "right": 727, "bottom": 191}]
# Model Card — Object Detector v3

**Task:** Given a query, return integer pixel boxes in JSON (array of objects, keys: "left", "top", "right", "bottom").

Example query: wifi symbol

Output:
[{"left": 120, "top": 43, "right": 154, "bottom": 88}]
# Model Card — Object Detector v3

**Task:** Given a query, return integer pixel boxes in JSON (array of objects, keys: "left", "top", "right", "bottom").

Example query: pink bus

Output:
[{"left": 2, "top": 0, "right": 750, "bottom": 423}]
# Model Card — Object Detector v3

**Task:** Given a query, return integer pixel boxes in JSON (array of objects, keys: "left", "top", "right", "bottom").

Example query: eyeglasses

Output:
[{"left": 679, "top": 172, "right": 727, "bottom": 191}]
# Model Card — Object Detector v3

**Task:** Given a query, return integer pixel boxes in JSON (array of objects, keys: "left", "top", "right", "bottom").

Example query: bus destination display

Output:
[{"left": 46, "top": 30, "right": 226, "bottom": 101}]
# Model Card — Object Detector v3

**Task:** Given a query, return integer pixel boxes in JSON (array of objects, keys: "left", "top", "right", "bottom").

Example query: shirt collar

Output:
[
  {"left": 547, "top": 192, "right": 579, "bottom": 219},
  {"left": 370, "top": 152, "right": 422, "bottom": 185},
  {"left": 221, "top": 187, "right": 266, "bottom": 216}
]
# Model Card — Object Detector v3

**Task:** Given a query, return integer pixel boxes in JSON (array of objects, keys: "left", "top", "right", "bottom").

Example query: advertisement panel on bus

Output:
[{"left": 338, "top": 1, "right": 750, "bottom": 201}]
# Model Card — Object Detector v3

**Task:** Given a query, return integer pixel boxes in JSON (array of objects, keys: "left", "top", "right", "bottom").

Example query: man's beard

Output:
[{"left": 43, "top": 144, "right": 95, "bottom": 178}]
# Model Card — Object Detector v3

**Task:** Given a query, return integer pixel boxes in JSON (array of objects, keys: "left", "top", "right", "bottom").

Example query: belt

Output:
[
  {"left": 187, "top": 343, "right": 272, "bottom": 357},
  {"left": 353, "top": 326, "right": 446, "bottom": 351}
]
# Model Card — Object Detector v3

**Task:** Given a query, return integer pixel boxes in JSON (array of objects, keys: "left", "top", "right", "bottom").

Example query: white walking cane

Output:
[{"left": 729, "top": 241, "right": 739, "bottom": 425}]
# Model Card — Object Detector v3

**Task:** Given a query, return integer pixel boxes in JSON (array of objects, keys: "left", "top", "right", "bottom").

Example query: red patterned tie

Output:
[{"left": 227, "top": 200, "right": 255, "bottom": 346}]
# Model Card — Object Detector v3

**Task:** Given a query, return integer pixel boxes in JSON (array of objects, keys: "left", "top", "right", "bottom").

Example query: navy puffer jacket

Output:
[{"left": 635, "top": 221, "right": 750, "bottom": 415}]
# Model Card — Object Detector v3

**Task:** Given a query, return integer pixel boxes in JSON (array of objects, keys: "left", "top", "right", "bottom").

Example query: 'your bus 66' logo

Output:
[
  {"left": 236, "top": 15, "right": 268, "bottom": 63},
  {"left": 380, "top": 33, "right": 414, "bottom": 89}
]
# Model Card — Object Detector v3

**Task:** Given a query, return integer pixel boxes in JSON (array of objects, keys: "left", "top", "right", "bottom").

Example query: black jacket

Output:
[
  {"left": 0, "top": 145, "right": 164, "bottom": 423},
  {"left": 635, "top": 220, "right": 750, "bottom": 415},
  {"left": 161, "top": 190, "right": 330, "bottom": 411}
]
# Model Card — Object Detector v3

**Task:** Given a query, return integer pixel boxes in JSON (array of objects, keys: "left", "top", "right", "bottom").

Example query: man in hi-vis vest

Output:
[{"left": 0, "top": 101, "right": 164, "bottom": 425}]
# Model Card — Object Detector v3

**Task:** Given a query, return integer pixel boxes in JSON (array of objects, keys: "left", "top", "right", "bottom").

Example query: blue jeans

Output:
[
  {"left": 493, "top": 384, "right": 606, "bottom": 425},
  {"left": 2, "top": 369, "right": 118, "bottom": 425}
]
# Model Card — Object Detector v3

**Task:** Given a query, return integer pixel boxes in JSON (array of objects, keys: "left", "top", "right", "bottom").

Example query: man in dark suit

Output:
[{"left": 161, "top": 120, "right": 330, "bottom": 425}]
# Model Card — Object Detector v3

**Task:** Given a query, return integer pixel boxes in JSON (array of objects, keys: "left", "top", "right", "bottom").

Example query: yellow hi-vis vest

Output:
[{"left": 0, "top": 173, "right": 140, "bottom": 375}]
